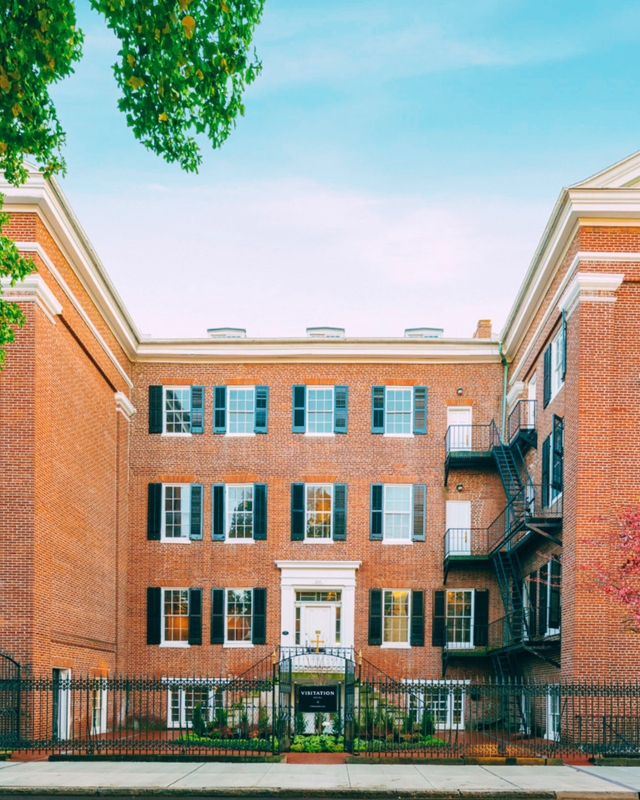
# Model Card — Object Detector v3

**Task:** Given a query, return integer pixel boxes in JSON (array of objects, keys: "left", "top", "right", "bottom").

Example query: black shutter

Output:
[
  {"left": 213, "top": 386, "right": 227, "bottom": 433},
  {"left": 371, "top": 387, "right": 385, "bottom": 433},
  {"left": 190, "top": 485, "right": 203, "bottom": 540},
  {"left": 334, "top": 386, "right": 348, "bottom": 434},
  {"left": 252, "top": 588, "right": 267, "bottom": 645},
  {"left": 212, "top": 484, "right": 225, "bottom": 540},
  {"left": 146, "top": 587, "right": 162, "bottom": 645},
  {"left": 149, "top": 386, "right": 163, "bottom": 434},
  {"left": 543, "top": 345, "right": 552, "bottom": 408},
  {"left": 368, "top": 589, "right": 382, "bottom": 645},
  {"left": 333, "top": 484, "right": 347, "bottom": 541},
  {"left": 190, "top": 386, "right": 204, "bottom": 433},
  {"left": 561, "top": 310, "right": 567, "bottom": 381},
  {"left": 412, "top": 484, "right": 426, "bottom": 542},
  {"left": 410, "top": 591, "right": 424, "bottom": 647},
  {"left": 473, "top": 589, "right": 489, "bottom": 647},
  {"left": 527, "top": 571, "right": 538, "bottom": 639},
  {"left": 188, "top": 588, "right": 202, "bottom": 645},
  {"left": 291, "top": 483, "right": 305, "bottom": 540},
  {"left": 292, "top": 386, "right": 306, "bottom": 432},
  {"left": 432, "top": 590, "right": 446, "bottom": 647},
  {"left": 210, "top": 588, "right": 225, "bottom": 644},
  {"left": 538, "top": 563, "right": 548, "bottom": 637},
  {"left": 541, "top": 435, "right": 551, "bottom": 508},
  {"left": 255, "top": 386, "right": 269, "bottom": 433},
  {"left": 253, "top": 484, "right": 267, "bottom": 540},
  {"left": 549, "top": 559, "right": 561, "bottom": 630},
  {"left": 552, "top": 415, "right": 564, "bottom": 492},
  {"left": 413, "top": 387, "right": 427, "bottom": 434},
  {"left": 147, "top": 484, "right": 162, "bottom": 540},
  {"left": 370, "top": 484, "right": 383, "bottom": 540}
]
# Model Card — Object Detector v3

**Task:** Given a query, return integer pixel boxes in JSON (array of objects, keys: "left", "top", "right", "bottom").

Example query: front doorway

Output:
[{"left": 296, "top": 591, "right": 341, "bottom": 650}]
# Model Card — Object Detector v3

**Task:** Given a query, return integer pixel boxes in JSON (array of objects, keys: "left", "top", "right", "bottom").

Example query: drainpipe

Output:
[{"left": 499, "top": 342, "right": 508, "bottom": 443}]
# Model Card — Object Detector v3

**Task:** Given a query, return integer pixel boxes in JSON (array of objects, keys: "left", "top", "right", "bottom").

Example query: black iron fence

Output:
[{"left": 444, "top": 423, "right": 500, "bottom": 458}]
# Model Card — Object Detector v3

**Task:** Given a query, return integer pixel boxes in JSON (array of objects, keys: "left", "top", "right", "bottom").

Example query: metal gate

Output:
[
  {"left": 344, "top": 656, "right": 356, "bottom": 752},
  {"left": 277, "top": 656, "right": 292, "bottom": 753},
  {"left": 0, "top": 651, "right": 21, "bottom": 749}
]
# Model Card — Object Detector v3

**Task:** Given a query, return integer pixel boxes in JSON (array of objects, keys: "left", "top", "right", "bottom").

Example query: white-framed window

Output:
[
  {"left": 52, "top": 668, "right": 71, "bottom": 741},
  {"left": 307, "top": 387, "right": 334, "bottom": 434},
  {"left": 228, "top": 387, "right": 255, "bottom": 435},
  {"left": 545, "top": 688, "right": 560, "bottom": 741},
  {"left": 306, "top": 484, "right": 333, "bottom": 540},
  {"left": 162, "top": 484, "right": 191, "bottom": 541},
  {"left": 550, "top": 327, "right": 565, "bottom": 401},
  {"left": 382, "top": 589, "right": 410, "bottom": 646},
  {"left": 383, "top": 485, "right": 412, "bottom": 541},
  {"left": 163, "top": 387, "right": 191, "bottom": 434},
  {"left": 226, "top": 485, "right": 254, "bottom": 540},
  {"left": 90, "top": 680, "right": 108, "bottom": 735},
  {"left": 385, "top": 387, "right": 412, "bottom": 435},
  {"left": 162, "top": 588, "right": 190, "bottom": 645},
  {"left": 405, "top": 680, "right": 468, "bottom": 731},
  {"left": 226, "top": 589, "right": 253, "bottom": 643},
  {"left": 445, "top": 590, "right": 474, "bottom": 650},
  {"left": 167, "top": 683, "right": 214, "bottom": 729}
]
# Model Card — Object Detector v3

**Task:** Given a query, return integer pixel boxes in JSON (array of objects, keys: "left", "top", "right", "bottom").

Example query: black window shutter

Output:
[
  {"left": 190, "top": 386, "right": 204, "bottom": 433},
  {"left": 527, "top": 571, "right": 538, "bottom": 638},
  {"left": 333, "top": 484, "right": 347, "bottom": 540},
  {"left": 147, "top": 484, "right": 162, "bottom": 540},
  {"left": 190, "top": 485, "right": 203, "bottom": 540},
  {"left": 541, "top": 436, "right": 551, "bottom": 508},
  {"left": 291, "top": 483, "right": 305, "bottom": 540},
  {"left": 410, "top": 590, "right": 424, "bottom": 647},
  {"left": 149, "top": 386, "right": 163, "bottom": 434},
  {"left": 543, "top": 345, "right": 552, "bottom": 407},
  {"left": 255, "top": 386, "right": 269, "bottom": 433},
  {"left": 371, "top": 387, "right": 385, "bottom": 433},
  {"left": 334, "top": 386, "right": 348, "bottom": 434},
  {"left": 252, "top": 588, "right": 267, "bottom": 645},
  {"left": 253, "top": 484, "right": 267, "bottom": 540},
  {"left": 412, "top": 484, "right": 426, "bottom": 542},
  {"left": 561, "top": 310, "right": 567, "bottom": 381},
  {"left": 473, "top": 589, "right": 489, "bottom": 647},
  {"left": 432, "top": 590, "right": 446, "bottom": 647},
  {"left": 538, "top": 563, "right": 549, "bottom": 637},
  {"left": 188, "top": 588, "right": 202, "bottom": 645},
  {"left": 549, "top": 559, "right": 561, "bottom": 630},
  {"left": 370, "top": 484, "right": 383, "bottom": 540},
  {"left": 292, "top": 386, "right": 306, "bottom": 432},
  {"left": 146, "top": 587, "right": 162, "bottom": 645},
  {"left": 552, "top": 415, "right": 564, "bottom": 492},
  {"left": 413, "top": 387, "right": 427, "bottom": 434},
  {"left": 213, "top": 386, "right": 227, "bottom": 433},
  {"left": 368, "top": 589, "right": 382, "bottom": 646},
  {"left": 210, "top": 588, "right": 225, "bottom": 644},
  {"left": 212, "top": 484, "right": 225, "bottom": 540}
]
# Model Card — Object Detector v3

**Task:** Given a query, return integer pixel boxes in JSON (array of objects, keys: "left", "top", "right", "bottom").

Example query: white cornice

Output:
[
  {"left": 0, "top": 274, "right": 62, "bottom": 324},
  {"left": 114, "top": 391, "right": 136, "bottom": 420},
  {"left": 558, "top": 272, "right": 624, "bottom": 318},
  {"left": 506, "top": 381, "right": 525, "bottom": 409}
]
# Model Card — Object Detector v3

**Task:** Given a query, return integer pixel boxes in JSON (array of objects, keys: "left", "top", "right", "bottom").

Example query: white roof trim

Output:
[
  {"left": 115, "top": 391, "right": 136, "bottom": 420},
  {"left": 1, "top": 274, "right": 62, "bottom": 324}
]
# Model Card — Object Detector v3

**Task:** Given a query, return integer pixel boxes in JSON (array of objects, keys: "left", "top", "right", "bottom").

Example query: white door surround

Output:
[{"left": 276, "top": 561, "right": 361, "bottom": 650}]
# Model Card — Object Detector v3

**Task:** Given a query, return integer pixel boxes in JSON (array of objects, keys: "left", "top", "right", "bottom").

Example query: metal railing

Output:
[
  {"left": 507, "top": 399, "right": 536, "bottom": 444},
  {"left": 488, "top": 610, "right": 560, "bottom": 652},
  {"left": 444, "top": 528, "right": 489, "bottom": 558},
  {"left": 444, "top": 424, "right": 500, "bottom": 458},
  {"left": 487, "top": 484, "right": 563, "bottom": 553}
]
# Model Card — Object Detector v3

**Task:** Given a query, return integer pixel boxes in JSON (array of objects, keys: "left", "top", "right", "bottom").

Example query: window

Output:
[
  {"left": 292, "top": 386, "right": 348, "bottom": 435},
  {"left": 546, "top": 689, "right": 560, "bottom": 741},
  {"left": 526, "top": 558, "right": 561, "bottom": 638},
  {"left": 543, "top": 322, "right": 566, "bottom": 407},
  {"left": 163, "top": 485, "right": 191, "bottom": 540},
  {"left": 228, "top": 387, "right": 255, "bottom": 434},
  {"left": 383, "top": 590, "right": 410, "bottom": 646},
  {"left": 542, "top": 415, "right": 564, "bottom": 507},
  {"left": 226, "top": 589, "right": 253, "bottom": 643},
  {"left": 370, "top": 484, "right": 426, "bottom": 542},
  {"left": 306, "top": 484, "right": 333, "bottom": 539},
  {"left": 148, "top": 386, "right": 204, "bottom": 435},
  {"left": 148, "top": 484, "right": 202, "bottom": 542},
  {"left": 383, "top": 485, "right": 412, "bottom": 540},
  {"left": 164, "top": 387, "right": 191, "bottom": 434},
  {"left": 212, "top": 483, "right": 267, "bottom": 541},
  {"left": 385, "top": 388, "right": 412, "bottom": 434},
  {"left": 167, "top": 683, "right": 213, "bottom": 729},
  {"left": 372, "top": 386, "right": 427, "bottom": 435},
  {"left": 423, "top": 685, "right": 465, "bottom": 731},
  {"left": 163, "top": 589, "right": 189, "bottom": 645},
  {"left": 226, "top": 485, "right": 253, "bottom": 540},
  {"left": 213, "top": 386, "right": 268, "bottom": 434},
  {"left": 90, "top": 680, "right": 107, "bottom": 735},
  {"left": 307, "top": 387, "right": 334, "bottom": 433},
  {"left": 445, "top": 590, "right": 473, "bottom": 650}
]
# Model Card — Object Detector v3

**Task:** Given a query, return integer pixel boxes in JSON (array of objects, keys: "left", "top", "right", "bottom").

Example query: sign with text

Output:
[{"left": 297, "top": 685, "right": 339, "bottom": 713}]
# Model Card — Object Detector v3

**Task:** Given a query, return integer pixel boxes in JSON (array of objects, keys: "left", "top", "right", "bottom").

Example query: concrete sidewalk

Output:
[{"left": 1, "top": 760, "right": 640, "bottom": 798}]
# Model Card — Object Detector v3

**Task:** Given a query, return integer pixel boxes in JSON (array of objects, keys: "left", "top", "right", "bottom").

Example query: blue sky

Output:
[{"left": 50, "top": 0, "right": 640, "bottom": 338}]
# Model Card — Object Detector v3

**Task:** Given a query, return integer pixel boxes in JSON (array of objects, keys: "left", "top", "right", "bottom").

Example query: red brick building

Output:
[{"left": 2, "top": 153, "right": 640, "bottom": 710}]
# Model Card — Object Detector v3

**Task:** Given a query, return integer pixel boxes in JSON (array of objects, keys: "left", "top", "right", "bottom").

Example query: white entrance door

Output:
[
  {"left": 445, "top": 501, "right": 471, "bottom": 555},
  {"left": 302, "top": 605, "right": 334, "bottom": 651},
  {"left": 447, "top": 407, "right": 472, "bottom": 450}
]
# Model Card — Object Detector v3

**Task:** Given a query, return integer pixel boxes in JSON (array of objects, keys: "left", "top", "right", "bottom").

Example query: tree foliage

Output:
[
  {"left": 593, "top": 509, "right": 640, "bottom": 633},
  {"left": 0, "top": 0, "right": 263, "bottom": 364}
]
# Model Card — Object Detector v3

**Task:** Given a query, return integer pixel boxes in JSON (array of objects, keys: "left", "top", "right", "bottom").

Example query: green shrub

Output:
[{"left": 288, "top": 734, "right": 344, "bottom": 753}]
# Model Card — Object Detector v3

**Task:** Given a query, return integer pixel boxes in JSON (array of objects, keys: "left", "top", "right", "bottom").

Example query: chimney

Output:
[{"left": 473, "top": 320, "right": 492, "bottom": 339}]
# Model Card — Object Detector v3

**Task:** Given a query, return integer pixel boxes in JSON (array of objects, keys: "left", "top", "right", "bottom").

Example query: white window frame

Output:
[
  {"left": 548, "top": 426, "right": 563, "bottom": 507},
  {"left": 227, "top": 386, "right": 256, "bottom": 437},
  {"left": 544, "top": 558, "right": 561, "bottom": 637},
  {"left": 161, "top": 588, "right": 190, "bottom": 648},
  {"left": 53, "top": 668, "right": 71, "bottom": 741},
  {"left": 224, "top": 588, "right": 254, "bottom": 648},
  {"left": 405, "top": 679, "right": 468, "bottom": 731},
  {"left": 550, "top": 327, "right": 565, "bottom": 401},
  {"left": 305, "top": 386, "right": 335, "bottom": 437},
  {"left": 383, "top": 386, "right": 413, "bottom": 438},
  {"left": 382, "top": 484, "right": 413, "bottom": 543},
  {"left": 162, "top": 386, "right": 192, "bottom": 437},
  {"left": 90, "top": 679, "right": 108, "bottom": 735},
  {"left": 166, "top": 682, "right": 215, "bottom": 729},
  {"left": 445, "top": 589, "right": 475, "bottom": 650},
  {"left": 225, "top": 484, "right": 255, "bottom": 542},
  {"left": 381, "top": 589, "right": 411, "bottom": 649},
  {"left": 304, "top": 483, "right": 334, "bottom": 542},
  {"left": 161, "top": 484, "right": 191, "bottom": 543},
  {"left": 545, "top": 688, "right": 561, "bottom": 741}
]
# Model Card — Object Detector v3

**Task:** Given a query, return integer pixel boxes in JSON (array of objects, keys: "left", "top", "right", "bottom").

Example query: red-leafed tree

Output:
[{"left": 594, "top": 509, "right": 640, "bottom": 633}]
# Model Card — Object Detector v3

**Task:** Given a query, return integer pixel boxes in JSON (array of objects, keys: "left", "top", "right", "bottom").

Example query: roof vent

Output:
[
  {"left": 207, "top": 327, "right": 247, "bottom": 339},
  {"left": 306, "top": 327, "right": 345, "bottom": 339},
  {"left": 404, "top": 327, "right": 444, "bottom": 339}
]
